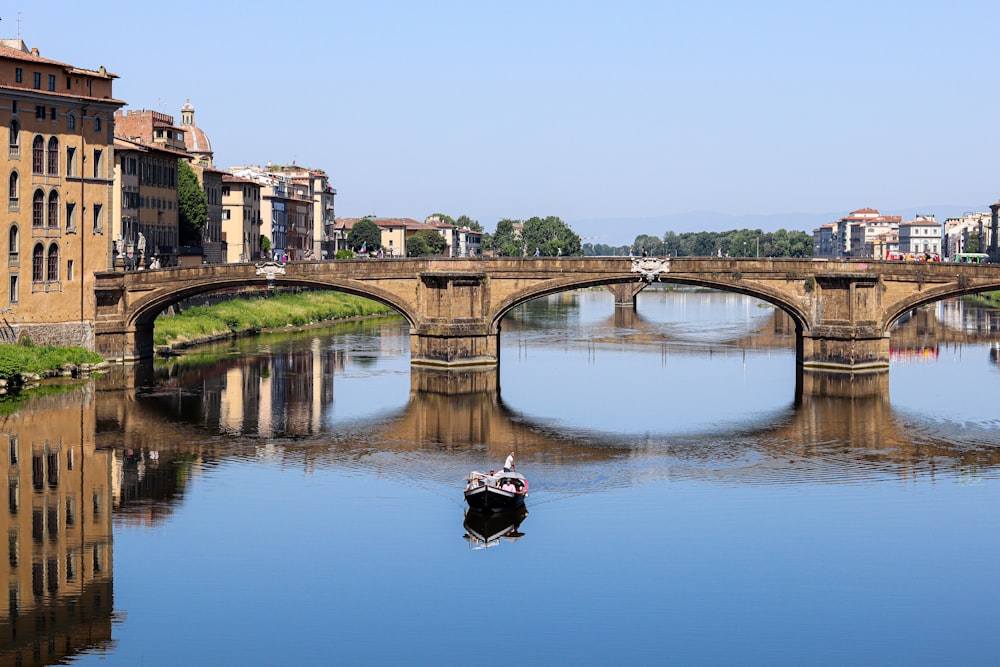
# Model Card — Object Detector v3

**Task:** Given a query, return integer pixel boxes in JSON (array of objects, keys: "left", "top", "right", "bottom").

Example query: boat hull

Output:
[{"left": 464, "top": 485, "right": 526, "bottom": 513}]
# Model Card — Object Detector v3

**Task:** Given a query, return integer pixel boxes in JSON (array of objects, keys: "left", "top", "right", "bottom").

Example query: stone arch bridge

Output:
[{"left": 93, "top": 257, "right": 1000, "bottom": 393}]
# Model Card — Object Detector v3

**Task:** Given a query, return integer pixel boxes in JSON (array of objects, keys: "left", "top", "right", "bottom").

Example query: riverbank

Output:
[
  {"left": 0, "top": 342, "right": 107, "bottom": 388},
  {"left": 963, "top": 291, "right": 1000, "bottom": 308},
  {"left": 154, "top": 290, "right": 399, "bottom": 352}
]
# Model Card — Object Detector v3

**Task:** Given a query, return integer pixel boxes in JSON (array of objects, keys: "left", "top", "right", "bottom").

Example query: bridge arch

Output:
[
  {"left": 884, "top": 278, "right": 1000, "bottom": 330},
  {"left": 489, "top": 275, "right": 811, "bottom": 334},
  {"left": 126, "top": 275, "right": 419, "bottom": 331}
]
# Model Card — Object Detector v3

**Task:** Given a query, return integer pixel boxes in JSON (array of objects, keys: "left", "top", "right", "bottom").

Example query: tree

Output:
[
  {"left": 455, "top": 214, "right": 483, "bottom": 232},
  {"left": 490, "top": 219, "right": 522, "bottom": 256},
  {"left": 260, "top": 235, "right": 272, "bottom": 257},
  {"left": 521, "top": 216, "right": 582, "bottom": 256},
  {"left": 406, "top": 230, "right": 447, "bottom": 256},
  {"left": 429, "top": 213, "right": 456, "bottom": 225},
  {"left": 178, "top": 160, "right": 207, "bottom": 246},
  {"left": 347, "top": 217, "right": 381, "bottom": 253},
  {"left": 632, "top": 234, "right": 666, "bottom": 256}
]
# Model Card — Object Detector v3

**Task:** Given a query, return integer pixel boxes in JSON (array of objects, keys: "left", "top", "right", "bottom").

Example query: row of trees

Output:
[
  {"left": 341, "top": 213, "right": 585, "bottom": 257},
  {"left": 338, "top": 213, "right": 811, "bottom": 260},
  {"left": 584, "top": 228, "right": 814, "bottom": 258}
]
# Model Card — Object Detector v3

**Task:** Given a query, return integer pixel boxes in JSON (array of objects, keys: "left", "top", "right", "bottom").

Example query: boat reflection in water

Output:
[{"left": 462, "top": 508, "right": 528, "bottom": 550}]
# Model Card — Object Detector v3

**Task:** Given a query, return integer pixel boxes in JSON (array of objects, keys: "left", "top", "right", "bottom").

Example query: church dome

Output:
[{"left": 179, "top": 99, "right": 214, "bottom": 165}]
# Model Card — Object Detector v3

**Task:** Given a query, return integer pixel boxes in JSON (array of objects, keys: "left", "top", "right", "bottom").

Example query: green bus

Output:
[{"left": 952, "top": 252, "right": 991, "bottom": 264}]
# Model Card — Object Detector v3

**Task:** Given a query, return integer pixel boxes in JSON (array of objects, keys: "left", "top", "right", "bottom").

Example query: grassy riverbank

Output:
[
  {"left": 153, "top": 290, "right": 398, "bottom": 348},
  {"left": 964, "top": 291, "right": 1000, "bottom": 308},
  {"left": 0, "top": 343, "right": 104, "bottom": 381}
]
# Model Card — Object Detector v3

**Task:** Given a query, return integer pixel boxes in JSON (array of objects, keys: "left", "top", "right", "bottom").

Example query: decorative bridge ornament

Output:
[
  {"left": 631, "top": 257, "right": 670, "bottom": 283},
  {"left": 254, "top": 261, "right": 286, "bottom": 286}
]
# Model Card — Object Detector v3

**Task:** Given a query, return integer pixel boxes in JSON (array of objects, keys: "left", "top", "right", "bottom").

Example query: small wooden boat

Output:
[{"left": 464, "top": 470, "right": 528, "bottom": 512}]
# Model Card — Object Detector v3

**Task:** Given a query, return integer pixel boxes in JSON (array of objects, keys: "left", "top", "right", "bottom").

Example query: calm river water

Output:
[{"left": 3, "top": 289, "right": 1000, "bottom": 666}]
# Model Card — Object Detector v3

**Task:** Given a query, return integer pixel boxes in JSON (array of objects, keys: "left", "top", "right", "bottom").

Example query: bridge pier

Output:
[
  {"left": 798, "top": 273, "right": 890, "bottom": 396},
  {"left": 605, "top": 282, "right": 646, "bottom": 308},
  {"left": 410, "top": 323, "right": 499, "bottom": 369},
  {"left": 95, "top": 323, "right": 154, "bottom": 362}
]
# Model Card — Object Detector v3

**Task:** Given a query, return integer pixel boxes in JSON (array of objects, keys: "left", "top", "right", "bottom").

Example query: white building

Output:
[{"left": 898, "top": 215, "right": 942, "bottom": 257}]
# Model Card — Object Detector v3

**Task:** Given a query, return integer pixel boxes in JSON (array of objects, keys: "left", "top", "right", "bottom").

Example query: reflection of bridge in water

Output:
[{"left": 95, "top": 326, "right": 1000, "bottom": 495}]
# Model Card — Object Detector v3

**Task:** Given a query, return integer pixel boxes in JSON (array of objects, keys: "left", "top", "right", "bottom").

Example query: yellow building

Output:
[
  {"left": 0, "top": 40, "right": 124, "bottom": 346},
  {"left": 221, "top": 174, "right": 262, "bottom": 263},
  {"left": 112, "top": 136, "right": 183, "bottom": 268}
]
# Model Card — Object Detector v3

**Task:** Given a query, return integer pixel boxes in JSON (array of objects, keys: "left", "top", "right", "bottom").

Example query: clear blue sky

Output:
[{"left": 21, "top": 0, "right": 1000, "bottom": 231}]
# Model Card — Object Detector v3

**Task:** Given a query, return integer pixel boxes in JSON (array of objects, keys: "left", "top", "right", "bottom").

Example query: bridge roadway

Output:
[{"left": 93, "top": 256, "right": 1000, "bottom": 395}]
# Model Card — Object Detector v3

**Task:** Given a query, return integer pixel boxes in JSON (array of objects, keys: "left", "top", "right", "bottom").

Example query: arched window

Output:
[
  {"left": 94, "top": 115, "right": 102, "bottom": 133},
  {"left": 31, "top": 136, "right": 44, "bottom": 175},
  {"left": 46, "top": 244, "right": 58, "bottom": 282},
  {"left": 46, "top": 137, "right": 59, "bottom": 175},
  {"left": 8, "top": 120, "right": 19, "bottom": 156},
  {"left": 8, "top": 225, "right": 18, "bottom": 264},
  {"left": 32, "top": 243, "right": 43, "bottom": 282},
  {"left": 7, "top": 172, "right": 18, "bottom": 207},
  {"left": 66, "top": 113, "right": 75, "bottom": 131},
  {"left": 47, "top": 191, "right": 59, "bottom": 228},
  {"left": 32, "top": 190, "right": 44, "bottom": 228}
]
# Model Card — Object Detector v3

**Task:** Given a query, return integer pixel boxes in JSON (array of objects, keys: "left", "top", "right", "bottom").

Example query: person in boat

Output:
[
  {"left": 501, "top": 480, "right": 517, "bottom": 493},
  {"left": 504, "top": 451, "right": 515, "bottom": 472}
]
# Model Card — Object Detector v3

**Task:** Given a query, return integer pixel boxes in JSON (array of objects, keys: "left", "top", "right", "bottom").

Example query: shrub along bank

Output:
[
  {"left": 153, "top": 290, "right": 398, "bottom": 349},
  {"left": 0, "top": 342, "right": 105, "bottom": 383}
]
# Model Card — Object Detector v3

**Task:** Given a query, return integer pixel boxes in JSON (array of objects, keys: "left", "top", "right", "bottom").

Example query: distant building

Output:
[
  {"left": 112, "top": 136, "right": 182, "bottom": 267},
  {"left": 334, "top": 217, "right": 473, "bottom": 256},
  {"left": 221, "top": 174, "right": 262, "bottom": 262},
  {"left": 265, "top": 165, "right": 335, "bottom": 259},
  {"left": 898, "top": 215, "right": 941, "bottom": 257},
  {"left": 115, "top": 102, "right": 226, "bottom": 264},
  {"left": 424, "top": 215, "right": 482, "bottom": 256},
  {"left": 230, "top": 163, "right": 331, "bottom": 260},
  {"left": 813, "top": 208, "right": 901, "bottom": 258},
  {"left": 943, "top": 211, "right": 990, "bottom": 258}
]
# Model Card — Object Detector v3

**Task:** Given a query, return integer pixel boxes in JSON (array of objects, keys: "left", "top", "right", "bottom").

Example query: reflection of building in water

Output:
[
  {"left": 0, "top": 387, "right": 114, "bottom": 664},
  {"left": 889, "top": 346, "right": 939, "bottom": 363},
  {"left": 934, "top": 299, "right": 1000, "bottom": 335},
  {"left": 175, "top": 339, "right": 348, "bottom": 437},
  {"left": 889, "top": 301, "right": 1000, "bottom": 363}
]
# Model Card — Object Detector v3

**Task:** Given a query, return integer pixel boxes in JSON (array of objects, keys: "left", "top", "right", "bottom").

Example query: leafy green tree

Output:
[
  {"left": 260, "top": 235, "right": 272, "bottom": 257},
  {"left": 522, "top": 216, "right": 582, "bottom": 256},
  {"left": 429, "top": 213, "right": 456, "bottom": 225},
  {"left": 656, "top": 228, "right": 814, "bottom": 257},
  {"left": 178, "top": 161, "right": 207, "bottom": 246},
  {"left": 491, "top": 219, "right": 522, "bottom": 256},
  {"left": 456, "top": 215, "right": 483, "bottom": 232},
  {"left": 632, "top": 234, "right": 666, "bottom": 256},
  {"left": 347, "top": 217, "right": 382, "bottom": 252},
  {"left": 406, "top": 230, "right": 447, "bottom": 256}
]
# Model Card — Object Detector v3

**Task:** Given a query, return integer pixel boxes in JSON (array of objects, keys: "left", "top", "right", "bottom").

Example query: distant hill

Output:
[{"left": 570, "top": 204, "right": 990, "bottom": 246}]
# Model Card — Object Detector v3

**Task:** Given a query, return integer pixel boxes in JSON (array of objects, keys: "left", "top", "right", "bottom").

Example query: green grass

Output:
[
  {"left": 153, "top": 290, "right": 398, "bottom": 347},
  {"left": 961, "top": 290, "right": 1000, "bottom": 308},
  {"left": 0, "top": 344, "right": 103, "bottom": 380}
]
